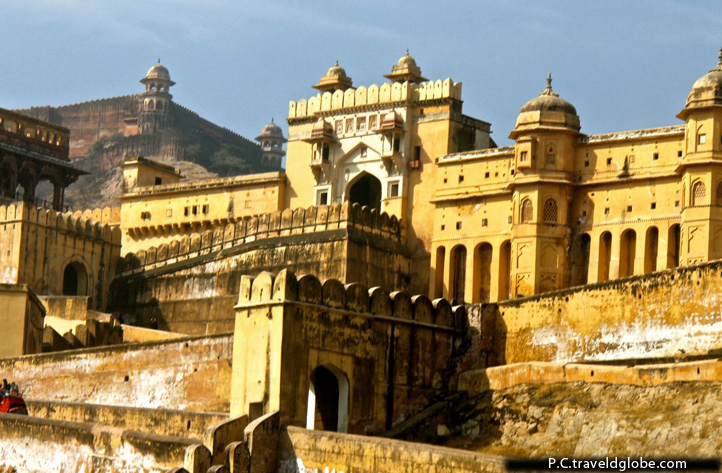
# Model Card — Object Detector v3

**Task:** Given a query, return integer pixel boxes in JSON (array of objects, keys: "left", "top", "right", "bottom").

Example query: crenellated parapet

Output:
[
  {"left": 117, "top": 201, "right": 403, "bottom": 275},
  {"left": 0, "top": 202, "right": 121, "bottom": 243},
  {"left": 236, "top": 269, "right": 465, "bottom": 331},
  {"left": 288, "top": 79, "right": 462, "bottom": 119}
]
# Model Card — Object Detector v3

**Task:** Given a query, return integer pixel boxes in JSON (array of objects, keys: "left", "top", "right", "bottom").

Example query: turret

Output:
[{"left": 138, "top": 60, "right": 175, "bottom": 134}]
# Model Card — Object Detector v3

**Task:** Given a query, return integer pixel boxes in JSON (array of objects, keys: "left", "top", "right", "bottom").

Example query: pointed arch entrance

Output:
[
  {"left": 306, "top": 365, "right": 349, "bottom": 433},
  {"left": 346, "top": 172, "right": 381, "bottom": 211}
]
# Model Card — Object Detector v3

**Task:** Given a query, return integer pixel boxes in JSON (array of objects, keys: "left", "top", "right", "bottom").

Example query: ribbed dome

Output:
[
  {"left": 145, "top": 63, "right": 171, "bottom": 81},
  {"left": 313, "top": 61, "right": 353, "bottom": 92},
  {"left": 684, "top": 49, "right": 722, "bottom": 110},
  {"left": 385, "top": 49, "right": 427, "bottom": 84},
  {"left": 519, "top": 73, "right": 577, "bottom": 115},
  {"left": 260, "top": 119, "right": 283, "bottom": 137},
  {"left": 397, "top": 51, "right": 417, "bottom": 67},
  {"left": 326, "top": 62, "right": 348, "bottom": 78}
]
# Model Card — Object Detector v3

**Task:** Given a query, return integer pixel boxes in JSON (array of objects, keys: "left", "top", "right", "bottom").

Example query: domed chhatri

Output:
[
  {"left": 141, "top": 59, "right": 175, "bottom": 86},
  {"left": 313, "top": 61, "right": 353, "bottom": 93},
  {"left": 511, "top": 73, "right": 580, "bottom": 135},
  {"left": 519, "top": 73, "right": 577, "bottom": 116},
  {"left": 256, "top": 118, "right": 285, "bottom": 140},
  {"left": 680, "top": 48, "right": 722, "bottom": 114},
  {"left": 385, "top": 50, "right": 427, "bottom": 84}
]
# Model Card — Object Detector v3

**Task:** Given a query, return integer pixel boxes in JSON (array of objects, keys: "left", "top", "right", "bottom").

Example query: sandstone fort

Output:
[{"left": 2, "top": 48, "right": 722, "bottom": 471}]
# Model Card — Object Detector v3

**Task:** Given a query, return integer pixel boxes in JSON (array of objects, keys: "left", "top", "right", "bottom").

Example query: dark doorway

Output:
[
  {"left": 348, "top": 173, "right": 381, "bottom": 211},
  {"left": 63, "top": 262, "right": 88, "bottom": 296},
  {"left": 312, "top": 366, "right": 339, "bottom": 431}
]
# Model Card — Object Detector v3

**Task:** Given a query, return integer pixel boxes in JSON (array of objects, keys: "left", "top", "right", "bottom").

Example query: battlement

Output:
[
  {"left": 117, "top": 201, "right": 403, "bottom": 275},
  {"left": 236, "top": 268, "right": 465, "bottom": 331},
  {"left": 288, "top": 79, "right": 462, "bottom": 119},
  {"left": 0, "top": 202, "right": 121, "bottom": 243}
]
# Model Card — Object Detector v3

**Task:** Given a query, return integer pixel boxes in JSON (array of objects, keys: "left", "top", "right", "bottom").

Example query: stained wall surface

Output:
[
  {"left": 486, "top": 259, "right": 722, "bottom": 364},
  {"left": 0, "top": 333, "right": 233, "bottom": 412}
]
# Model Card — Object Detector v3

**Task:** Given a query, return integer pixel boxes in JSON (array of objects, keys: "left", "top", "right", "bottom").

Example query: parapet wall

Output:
[
  {"left": 0, "top": 333, "right": 233, "bottom": 412},
  {"left": 117, "top": 201, "right": 402, "bottom": 275},
  {"left": 489, "top": 259, "right": 722, "bottom": 364},
  {"left": 458, "top": 359, "right": 722, "bottom": 395},
  {"left": 0, "top": 413, "right": 196, "bottom": 473},
  {"left": 279, "top": 426, "right": 504, "bottom": 473},
  {"left": 289, "top": 78, "right": 462, "bottom": 119}
]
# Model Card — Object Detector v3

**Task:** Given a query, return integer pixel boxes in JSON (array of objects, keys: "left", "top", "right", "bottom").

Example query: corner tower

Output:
[
  {"left": 255, "top": 119, "right": 286, "bottom": 168},
  {"left": 676, "top": 48, "right": 722, "bottom": 264},
  {"left": 138, "top": 60, "right": 175, "bottom": 134},
  {"left": 507, "top": 74, "right": 581, "bottom": 296}
]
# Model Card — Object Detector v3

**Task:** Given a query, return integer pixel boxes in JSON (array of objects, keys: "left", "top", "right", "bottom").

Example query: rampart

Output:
[
  {"left": 26, "top": 400, "right": 227, "bottom": 439},
  {"left": 478, "top": 259, "right": 722, "bottom": 365},
  {"left": 279, "top": 426, "right": 505, "bottom": 473},
  {"left": 0, "top": 333, "right": 233, "bottom": 411},
  {"left": 0, "top": 202, "right": 121, "bottom": 310},
  {"left": 288, "top": 79, "right": 462, "bottom": 120},
  {"left": 231, "top": 269, "right": 466, "bottom": 434},
  {"left": 110, "top": 202, "right": 410, "bottom": 334},
  {"left": 0, "top": 413, "right": 197, "bottom": 473}
]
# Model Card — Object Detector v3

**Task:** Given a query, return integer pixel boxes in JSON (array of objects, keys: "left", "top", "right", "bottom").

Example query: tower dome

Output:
[
  {"left": 255, "top": 118, "right": 286, "bottom": 142},
  {"left": 384, "top": 50, "right": 427, "bottom": 83},
  {"left": 255, "top": 119, "right": 286, "bottom": 169},
  {"left": 140, "top": 60, "right": 176, "bottom": 87},
  {"left": 313, "top": 61, "right": 353, "bottom": 93},
  {"left": 511, "top": 73, "right": 580, "bottom": 136},
  {"left": 679, "top": 48, "right": 722, "bottom": 116}
]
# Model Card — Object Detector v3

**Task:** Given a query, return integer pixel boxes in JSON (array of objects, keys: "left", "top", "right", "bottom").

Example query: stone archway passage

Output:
[
  {"left": 348, "top": 173, "right": 382, "bottom": 211},
  {"left": 306, "top": 365, "right": 349, "bottom": 433},
  {"left": 63, "top": 262, "right": 88, "bottom": 296}
]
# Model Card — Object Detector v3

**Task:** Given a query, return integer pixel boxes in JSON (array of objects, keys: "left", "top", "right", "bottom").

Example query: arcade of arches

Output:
[{"left": 434, "top": 224, "right": 680, "bottom": 304}]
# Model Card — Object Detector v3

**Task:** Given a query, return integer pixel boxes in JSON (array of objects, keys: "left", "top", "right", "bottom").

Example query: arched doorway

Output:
[
  {"left": 574, "top": 233, "right": 591, "bottom": 286},
  {"left": 347, "top": 173, "right": 381, "bottom": 211},
  {"left": 306, "top": 365, "right": 349, "bottom": 432},
  {"left": 619, "top": 229, "right": 637, "bottom": 277},
  {"left": 63, "top": 262, "right": 88, "bottom": 296},
  {"left": 644, "top": 227, "right": 659, "bottom": 273},
  {"left": 667, "top": 224, "right": 680, "bottom": 268},
  {"left": 598, "top": 232, "right": 612, "bottom": 282},
  {"left": 472, "top": 243, "right": 492, "bottom": 303},
  {"left": 450, "top": 245, "right": 467, "bottom": 303},
  {"left": 497, "top": 240, "right": 511, "bottom": 301}
]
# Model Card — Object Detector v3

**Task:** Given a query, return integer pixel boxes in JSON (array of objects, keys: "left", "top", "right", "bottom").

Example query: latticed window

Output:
[
  {"left": 692, "top": 181, "right": 706, "bottom": 207},
  {"left": 521, "top": 199, "right": 533, "bottom": 223},
  {"left": 716, "top": 181, "right": 722, "bottom": 206},
  {"left": 543, "top": 198, "right": 558, "bottom": 223}
]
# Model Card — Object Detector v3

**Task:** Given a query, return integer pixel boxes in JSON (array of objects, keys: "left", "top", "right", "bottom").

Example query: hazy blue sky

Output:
[{"left": 2, "top": 1, "right": 721, "bottom": 146}]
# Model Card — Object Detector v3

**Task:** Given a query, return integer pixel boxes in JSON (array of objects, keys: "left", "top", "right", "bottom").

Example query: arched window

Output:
[
  {"left": 543, "top": 198, "right": 558, "bottom": 223},
  {"left": 692, "top": 181, "right": 706, "bottom": 207},
  {"left": 716, "top": 181, "right": 722, "bottom": 206},
  {"left": 521, "top": 199, "right": 533, "bottom": 223}
]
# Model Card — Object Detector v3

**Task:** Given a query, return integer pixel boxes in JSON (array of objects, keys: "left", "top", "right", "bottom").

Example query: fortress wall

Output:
[
  {"left": 231, "top": 270, "right": 466, "bottom": 434},
  {"left": 0, "top": 413, "right": 195, "bottom": 473},
  {"left": 111, "top": 203, "right": 410, "bottom": 335},
  {"left": 17, "top": 96, "right": 141, "bottom": 157},
  {"left": 485, "top": 259, "right": 722, "bottom": 364},
  {"left": 0, "top": 202, "right": 122, "bottom": 310},
  {"left": 458, "top": 359, "right": 722, "bottom": 395},
  {"left": 279, "top": 426, "right": 504, "bottom": 473},
  {"left": 0, "top": 333, "right": 233, "bottom": 412},
  {"left": 26, "top": 400, "right": 227, "bottom": 440}
]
